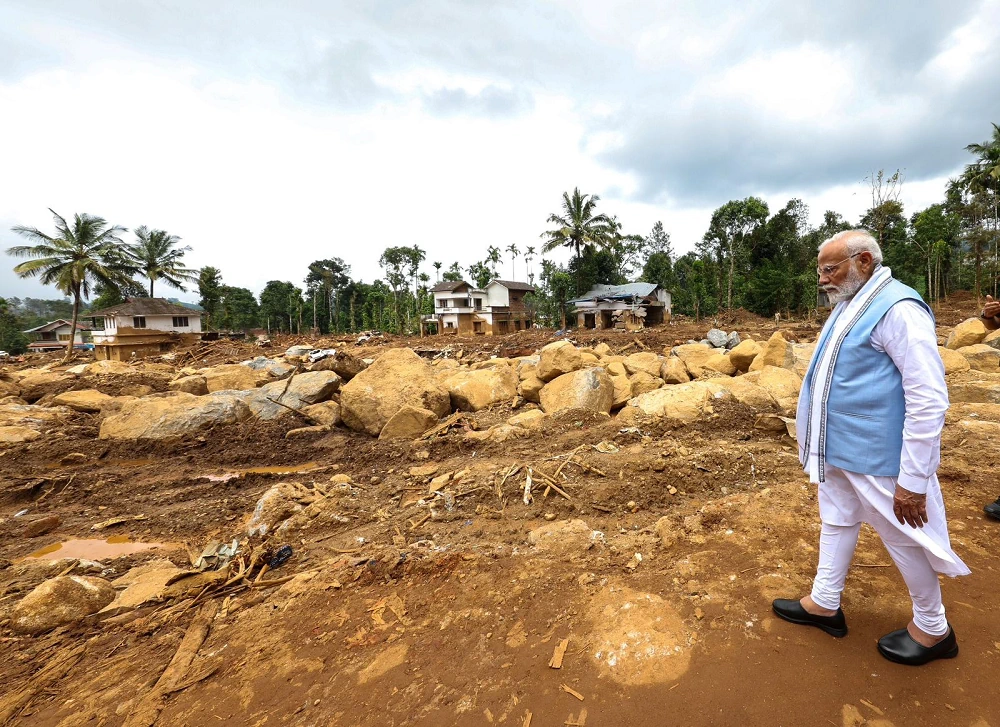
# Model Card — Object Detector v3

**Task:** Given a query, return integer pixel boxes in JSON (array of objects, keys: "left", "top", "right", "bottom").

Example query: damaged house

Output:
[
  {"left": 89, "top": 298, "right": 203, "bottom": 360},
  {"left": 570, "top": 283, "right": 671, "bottom": 330}
]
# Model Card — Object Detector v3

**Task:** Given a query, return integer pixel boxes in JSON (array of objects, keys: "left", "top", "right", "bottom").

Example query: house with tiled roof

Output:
[
  {"left": 89, "top": 298, "right": 203, "bottom": 360},
  {"left": 422, "top": 279, "right": 536, "bottom": 335},
  {"left": 22, "top": 319, "right": 94, "bottom": 352},
  {"left": 568, "top": 282, "right": 671, "bottom": 330}
]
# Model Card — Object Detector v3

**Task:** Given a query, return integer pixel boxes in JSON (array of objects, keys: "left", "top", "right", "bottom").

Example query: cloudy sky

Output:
[{"left": 2, "top": 0, "right": 999, "bottom": 302}]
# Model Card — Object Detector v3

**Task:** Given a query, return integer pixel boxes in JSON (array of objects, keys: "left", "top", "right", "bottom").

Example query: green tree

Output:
[
  {"left": 700, "top": 197, "right": 769, "bottom": 310},
  {"left": 467, "top": 261, "right": 494, "bottom": 289},
  {"left": 541, "top": 187, "right": 614, "bottom": 291},
  {"left": 218, "top": 286, "right": 259, "bottom": 331},
  {"left": 433, "top": 261, "right": 442, "bottom": 282},
  {"left": 198, "top": 266, "right": 224, "bottom": 328},
  {"left": 539, "top": 259, "right": 573, "bottom": 329},
  {"left": 128, "top": 226, "right": 196, "bottom": 297},
  {"left": 443, "top": 262, "right": 464, "bottom": 282},
  {"left": 524, "top": 246, "right": 536, "bottom": 284},
  {"left": 259, "top": 281, "right": 302, "bottom": 333},
  {"left": 378, "top": 246, "right": 412, "bottom": 333},
  {"left": 306, "top": 258, "right": 351, "bottom": 333},
  {"left": 7, "top": 209, "right": 136, "bottom": 362},
  {"left": 0, "top": 298, "right": 29, "bottom": 354}
]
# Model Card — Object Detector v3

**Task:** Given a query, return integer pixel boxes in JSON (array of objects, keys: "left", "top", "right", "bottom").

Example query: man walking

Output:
[{"left": 772, "top": 230, "right": 970, "bottom": 666}]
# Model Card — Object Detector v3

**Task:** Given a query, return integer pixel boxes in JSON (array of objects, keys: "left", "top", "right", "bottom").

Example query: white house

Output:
[
  {"left": 90, "top": 298, "right": 203, "bottom": 360},
  {"left": 423, "top": 279, "right": 535, "bottom": 335},
  {"left": 23, "top": 319, "right": 94, "bottom": 352}
]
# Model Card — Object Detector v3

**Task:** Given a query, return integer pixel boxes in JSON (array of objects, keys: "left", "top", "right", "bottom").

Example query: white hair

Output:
[{"left": 819, "top": 229, "right": 883, "bottom": 266}]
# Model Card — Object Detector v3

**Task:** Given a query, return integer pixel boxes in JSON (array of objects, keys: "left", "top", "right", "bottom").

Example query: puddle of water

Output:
[{"left": 26, "top": 537, "right": 169, "bottom": 560}]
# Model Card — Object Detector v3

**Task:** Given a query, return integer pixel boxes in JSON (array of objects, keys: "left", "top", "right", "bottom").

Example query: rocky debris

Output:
[
  {"left": 444, "top": 366, "right": 519, "bottom": 412},
  {"left": 0, "top": 402, "right": 72, "bottom": 428},
  {"left": 243, "top": 356, "right": 295, "bottom": 379},
  {"left": 948, "top": 380, "right": 1000, "bottom": 404},
  {"left": 946, "top": 317, "right": 988, "bottom": 349},
  {"left": 660, "top": 357, "right": 691, "bottom": 384},
  {"left": 713, "top": 377, "right": 777, "bottom": 411},
  {"left": 0, "top": 378, "right": 20, "bottom": 398},
  {"left": 301, "top": 401, "right": 341, "bottom": 426},
  {"left": 748, "top": 331, "right": 794, "bottom": 372},
  {"left": 200, "top": 363, "right": 271, "bottom": 393},
  {"left": 623, "top": 352, "right": 663, "bottom": 379},
  {"left": 629, "top": 372, "right": 663, "bottom": 397},
  {"left": 100, "top": 560, "right": 185, "bottom": 615},
  {"left": 729, "top": 339, "right": 762, "bottom": 372},
  {"left": 622, "top": 380, "right": 726, "bottom": 422},
  {"left": 50, "top": 389, "right": 116, "bottom": 413},
  {"left": 16, "top": 371, "right": 75, "bottom": 403},
  {"left": 11, "top": 575, "right": 116, "bottom": 635},
  {"left": 670, "top": 343, "right": 717, "bottom": 379},
  {"left": 984, "top": 329, "right": 1000, "bottom": 351},
  {"left": 704, "top": 352, "right": 736, "bottom": 376},
  {"left": 527, "top": 519, "right": 600, "bottom": 556},
  {"left": 246, "top": 481, "right": 315, "bottom": 536},
  {"left": 61, "top": 452, "right": 87, "bottom": 465},
  {"left": 286, "top": 424, "right": 331, "bottom": 438},
  {"left": 245, "top": 371, "right": 342, "bottom": 420},
  {"left": 518, "top": 374, "right": 545, "bottom": 403},
  {"left": 536, "top": 341, "right": 583, "bottom": 382},
  {"left": 341, "top": 348, "right": 450, "bottom": 436},
  {"left": 653, "top": 516, "right": 675, "bottom": 548},
  {"left": 744, "top": 366, "right": 802, "bottom": 401},
  {"left": 507, "top": 409, "right": 547, "bottom": 429},
  {"left": 956, "top": 344, "right": 1000, "bottom": 372},
  {"left": 285, "top": 345, "right": 314, "bottom": 358},
  {"left": 169, "top": 374, "right": 209, "bottom": 395},
  {"left": 465, "top": 423, "right": 530, "bottom": 443},
  {"left": 99, "top": 392, "right": 251, "bottom": 439},
  {"left": 705, "top": 329, "right": 729, "bottom": 348},
  {"left": 726, "top": 331, "right": 742, "bottom": 349},
  {"left": 956, "top": 418, "right": 1000, "bottom": 440},
  {"left": 0, "top": 425, "right": 42, "bottom": 443},
  {"left": 539, "top": 368, "right": 614, "bottom": 414},
  {"left": 84, "top": 360, "right": 133, "bottom": 375},
  {"left": 310, "top": 350, "right": 368, "bottom": 381},
  {"left": 611, "top": 375, "right": 633, "bottom": 409},
  {"left": 379, "top": 405, "right": 439, "bottom": 440},
  {"left": 605, "top": 360, "right": 627, "bottom": 377},
  {"left": 23, "top": 514, "right": 61, "bottom": 537}
]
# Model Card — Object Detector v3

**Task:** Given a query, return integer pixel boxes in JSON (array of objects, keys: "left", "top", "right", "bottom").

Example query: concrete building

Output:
[
  {"left": 570, "top": 283, "right": 671, "bottom": 330},
  {"left": 90, "top": 298, "right": 203, "bottom": 360},
  {"left": 422, "top": 279, "right": 535, "bottom": 335},
  {"left": 22, "top": 319, "right": 94, "bottom": 352}
]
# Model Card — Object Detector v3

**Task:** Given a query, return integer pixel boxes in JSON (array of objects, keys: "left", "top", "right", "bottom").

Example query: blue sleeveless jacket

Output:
[{"left": 804, "top": 278, "right": 932, "bottom": 478}]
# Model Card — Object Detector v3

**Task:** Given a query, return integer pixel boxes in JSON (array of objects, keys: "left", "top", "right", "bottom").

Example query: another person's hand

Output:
[
  {"left": 984, "top": 294, "right": 1000, "bottom": 320},
  {"left": 893, "top": 485, "right": 928, "bottom": 529}
]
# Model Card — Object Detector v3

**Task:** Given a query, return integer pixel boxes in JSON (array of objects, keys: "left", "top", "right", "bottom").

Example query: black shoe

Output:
[
  {"left": 772, "top": 598, "right": 848, "bottom": 638},
  {"left": 877, "top": 626, "right": 958, "bottom": 666},
  {"left": 985, "top": 499, "right": 1000, "bottom": 521}
]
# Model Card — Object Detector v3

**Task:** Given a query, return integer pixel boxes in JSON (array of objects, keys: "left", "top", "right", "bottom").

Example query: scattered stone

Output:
[
  {"left": 16, "top": 371, "right": 75, "bottom": 403},
  {"left": 611, "top": 375, "right": 633, "bottom": 410},
  {"left": 285, "top": 424, "right": 331, "bottom": 438},
  {"left": 518, "top": 375, "right": 545, "bottom": 403},
  {"left": 379, "top": 405, "right": 439, "bottom": 440},
  {"left": 629, "top": 372, "right": 664, "bottom": 397},
  {"left": 310, "top": 350, "right": 368, "bottom": 381},
  {"left": 0, "top": 425, "right": 42, "bottom": 443},
  {"left": 539, "top": 368, "right": 614, "bottom": 414},
  {"left": 748, "top": 332, "right": 794, "bottom": 372},
  {"left": 983, "top": 329, "right": 1000, "bottom": 351},
  {"left": 200, "top": 363, "right": 271, "bottom": 392},
  {"left": 284, "top": 345, "right": 314, "bottom": 358},
  {"left": 622, "top": 380, "right": 727, "bottom": 423},
  {"left": 623, "top": 352, "right": 663, "bottom": 379},
  {"left": 745, "top": 366, "right": 802, "bottom": 401},
  {"left": 725, "top": 331, "right": 741, "bottom": 349},
  {"left": 23, "top": 514, "right": 61, "bottom": 538},
  {"left": 464, "top": 423, "right": 529, "bottom": 443},
  {"left": 99, "top": 392, "right": 251, "bottom": 439},
  {"left": 60, "top": 452, "right": 87, "bottom": 465},
  {"left": 330, "top": 473, "right": 353, "bottom": 484},
  {"left": 660, "top": 357, "right": 691, "bottom": 384},
  {"left": 246, "top": 481, "right": 313, "bottom": 536},
  {"left": 527, "top": 519, "right": 598, "bottom": 556},
  {"left": 946, "top": 317, "right": 988, "bottom": 350},
  {"left": 605, "top": 360, "right": 627, "bottom": 377},
  {"left": 704, "top": 353, "right": 736, "bottom": 376},
  {"left": 84, "top": 360, "right": 132, "bottom": 375},
  {"left": 729, "top": 339, "right": 762, "bottom": 372},
  {"left": 536, "top": 340, "right": 583, "bottom": 382},
  {"left": 50, "top": 389, "right": 116, "bottom": 413},
  {"left": 956, "top": 344, "right": 1000, "bottom": 372},
  {"left": 246, "top": 371, "right": 342, "bottom": 420},
  {"left": 713, "top": 377, "right": 777, "bottom": 411},
  {"left": 169, "top": 374, "right": 209, "bottom": 395},
  {"left": 409, "top": 464, "right": 439, "bottom": 478},
  {"left": 11, "top": 575, "right": 116, "bottom": 635},
  {"left": 594, "top": 342, "right": 612, "bottom": 357},
  {"left": 706, "top": 329, "right": 729, "bottom": 348},
  {"left": 244, "top": 356, "right": 296, "bottom": 378},
  {"left": 301, "top": 401, "right": 341, "bottom": 427},
  {"left": 119, "top": 384, "right": 154, "bottom": 397},
  {"left": 948, "top": 381, "right": 1000, "bottom": 404},
  {"left": 670, "top": 343, "right": 717, "bottom": 379},
  {"left": 507, "top": 409, "right": 548, "bottom": 429},
  {"left": 444, "top": 366, "right": 519, "bottom": 411}
]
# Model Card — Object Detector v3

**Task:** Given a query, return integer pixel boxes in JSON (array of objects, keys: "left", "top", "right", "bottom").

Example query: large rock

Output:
[
  {"left": 0, "top": 425, "right": 42, "bottom": 443},
  {"left": 310, "top": 351, "right": 368, "bottom": 381},
  {"left": 660, "top": 357, "right": 691, "bottom": 384},
  {"left": 610, "top": 375, "right": 632, "bottom": 410},
  {"left": 51, "top": 389, "right": 116, "bottom": 413},
  {"left": 948, "top": 380, "right": 1000, "bottom": 404},
  {"left": 527, "top": 519, "right": 598, "bottom": 556},
  {"left": 629, "top": 372, "right": 663, "bottom": 397},
  {"left": 246, "top": 481, "right": 313, "bottom": 537},
  {"left": 169, "top": 374, "right": 209, "bottom": 395},
  {"left": 623, "top": 352, "right": 663, "bottom": 379},
  {"left": 671, "top": 343, "right": 717, "bottom": 379},
  {"left": 704, "top": 353, "right": 736, "bottom": 376},
  {"left": 244, "top": 357, "right": 295, "bottom": 379},
  {"left": 745, "top": 366, "right": 802, "bottom": 401},
  {"left": 99, "top": 392, "right": 251, "bottom": 439},
  {"left": 622, "top": 380, "right": 726, "bottom": 422},
  {"left": 726, "top": 331, "right": 742, "bottom": 349},
  {"left": 444, "top": 367, "right": 519, "bottom": 411},
  {"left": 340, "top": 348, "right": 450, "bottom": 436},
  {"left": 713, "top": 377, "right": 777, "bottom": 411},
  {"left": 946, "top": 317, "right": 988, "bottom": 350},
  {"left": 302, "top": 401, "right": 341, "bottom": 426},
  {"left": 246, "top": 371, "right": 342, "bottom": 420},
  {"left": 200, "top": 364, "right": 270, "bottom": 393},
  {"left": 11, "top": 576, "right": 116, "bottom": 635},
  {"left": 508, "top": 409, "right": 548, "bottom": 429},
  {"left": 956, "top": 344, "right": 1000, "bottom": 372},
  {"left": 705, "top": 328, "right": 729, "bottom": 348},
  {"left": 16, "top": 371, "right": 74, "bottom": 403},
  {"left": 938, "top": 347, "right": 970, "bottom": 375},
  {"left": 605, "top": 360, "right": 627, "bottom": 378},
  {"left": 23, "top": 514, "right": 61, "bottom": 537},
  {"left": 983, "top": 329, "right": 1000, "bottom": 351},
  {"left": 0, "top": 402, "right": 71, "bottom": 428},
  {"left": 84, "top": 360, "right": 133, "bottom": 375},
  {"left": 790, "top": 343, "right": 816, "bottom": 377},
  {"left": 379, "top": 405, "right": 438, "bottom": 440},
  {"left": 729, "top": 339, "right": 762, "bottom": 372},
  {"left": 748, "top": 332, "right": 794, "bottom": 372},
  {"left": 518, "top": 375, "right": 545, "bottom": 403},
  {"left": 539, "top": 368, "right": 614, "bottom": 414},
  {"left": 536, "top": 341, "right": 582, "bottom": 382}
]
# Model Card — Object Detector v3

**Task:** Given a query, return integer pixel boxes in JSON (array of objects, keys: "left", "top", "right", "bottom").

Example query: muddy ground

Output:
[{"left": 1, "top": 310, "right": 998, "bottom": 727}]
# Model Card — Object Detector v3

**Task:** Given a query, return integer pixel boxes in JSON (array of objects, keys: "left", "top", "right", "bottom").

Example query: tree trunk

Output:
[
  {"left": 149, "top": 279, "right": 154, "bottom": 298},
  {"left": 63, "top": 289, "right": 80, "bottom": 364},
  {"left": 560, "top": 301, "right": 567, "bottom": 330}
]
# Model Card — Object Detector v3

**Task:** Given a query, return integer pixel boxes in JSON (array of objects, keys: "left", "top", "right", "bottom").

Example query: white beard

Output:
[{"left": 824, "top": 267, "right": 866, "bottom": 304}]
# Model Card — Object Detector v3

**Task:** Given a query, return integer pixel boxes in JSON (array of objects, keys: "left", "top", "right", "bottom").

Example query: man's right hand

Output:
[{"left": 984, "top": 294, "right": 1000, "bottom": 320}]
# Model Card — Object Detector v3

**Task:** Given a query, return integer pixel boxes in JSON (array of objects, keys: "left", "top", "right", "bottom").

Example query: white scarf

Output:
[{"left": 798, "top": 266, "right": 893, "bottom": 483}]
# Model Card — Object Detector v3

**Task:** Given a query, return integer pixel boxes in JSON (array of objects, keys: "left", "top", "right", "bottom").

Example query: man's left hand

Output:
[{"left": 893, "top": 485, "right": 928, "bottom": 528}]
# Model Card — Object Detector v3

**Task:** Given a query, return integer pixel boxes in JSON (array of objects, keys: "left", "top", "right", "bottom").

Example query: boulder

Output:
[
  {"left": 713, "top": 376, "right": 777, "bottom": 411},
  {"left": 11, "top": 576, "right": 116, "bottom": 635},
  {"left": 948, "top": 380, "right": 1000, "bottom": 404},
  {"left": 611, "top": 375, "right": 632, "bottom": 410},
  {"left": 726, "top": 331, "right": 742, "bottom": 350},
  {"left": 516, "top": 359, "right": 539, "bottom": 381},
  {"left": 706, "top": 328, "right": 729, "bottom": 348},
  {"left": 938, "top": 346, "right": 971, "bottom": 375},
  {"left": 605, "top": 360, "right": 627, "bottom": 378},
  {"left": 444, "top": 366, "right": 519, "bottom": 411},
  {"left": 244, "top": 356, "right": 295, "bottom": 379},
  {"left": 301, "top": 401, "right": 341, "bottom": 427},
  {"left": 379, "top": 405, "right": 439, "bottom": 440},
  {"left": 16, "top": 371, "right": 74, "bottom": 403},
  {"left": 670, "top": 343, "right": 717, "bottom": 379},
  {"left": 340, "top": 348, "right": 450, "bottom": 436},
  {"left": 99, "top": 392, "right": 251, "bottom": 439},
  {"left": 704, "top": 353, "right": 736, "bottom": 376},
  {"left": 580, "top": 352, "right": 600, "bottom": 366},
  {"left": 0, "top": 379, "right": 20, "bottom": 398},
  {"left": 956, "top": 344, "right": 1000, "bottom": 372},
  {"left": 536, "top": 341, "right": 582, "bottom": 382},
  {"left": 169, "top": 375, "right": 209, "bottom": 395},
  {"left": 246, "top": 481, "right": 313, "bottom": 536},
  {"left": 623, "top": 352, "right": 663, "bottom": 379},
  {"left": 527, "top": 519, "right": 598, "bottom": 556},
  {"left": 983, "top": 329, "right": 1000, "bottom": 351},
  {"left": 791, "top": 343, "right": 816, "bottom": 377},
  {"left": 284, "top": 345, "right": 314, "bottom": 358},
  {"left": 0, "top": 403, "right": 71, "bottom": 428},
  {"left": 51, "top": 389, "right": 116, "bottom": 413},
  {"left": 629, "top": 372, "right": 663, "bottom": 397},
  {"left": 729, "top": 339, "right": 762, "bottom": 372},
  {"left": 518, "top": 375, "right": 545, "bottom": 404},
  {"left": 593, "top": 342, "right": 612, "bottom": 357},
  {"left": 946, "top": 318, "right": 988, "bottom": 350},
  {"left": 748, "top": 332, "right": 794, "bottom": 372},
  {"left": 622, "top": 380, "right": 726, "bottom": 422},
  {"left": 660, "top": 357, "right": 691, "bottom": 384},
  {"left": 23, "top": 515, "right": 61, "bottom": 537},
  {"left": 200, "top": 364, "right": 270, "bottom": 393},
  {"left": 246, "top": 371, "right": 342, "bottom": 420},
  {"left": 84, "top": 360, "right": 133, "bottom": 375},
  {"left": 310, "top": 351, "right": 368, "bottom": 381},
  {"left": 0, "top": 425, "right": 42, "bottom": 443},
  {"left": 507, "top": 409, "right": 548, "bottom": 429},
  {"left": 464, "top": 423, "right": 530, "bottom": 444},
  {"left": 119, "top": 384, "right": 154, "bottom": 397},
  {"left": 745, "top": 366, "right": 802, "bottom": 401},
  {"left": 539, "top": 368, "right": 614, "bottom": 414}
]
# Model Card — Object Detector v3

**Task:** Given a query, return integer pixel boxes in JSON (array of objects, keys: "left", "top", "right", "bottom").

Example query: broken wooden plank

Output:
[
  {"left": 549, "top": 638, "right": 569, "bottom": 668},
  {"left": 561, "top": 684, "right": 584, "bottom": 701},
  {"left": 419, "top": 411, "right": 464, "bottom": 440},
  {"left": 0, "top": 645, "right": 86, "bottom": 724},
  {"left": 522, "top": 710, "right": 532, "bottom": 727}
]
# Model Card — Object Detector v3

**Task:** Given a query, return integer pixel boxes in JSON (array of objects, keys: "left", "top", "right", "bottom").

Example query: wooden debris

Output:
[
  {"left": 549, "top": 638, "right": 569, "bottom": 669},
  {"left": 564, "top": 707, "right": 588, "bottom": 726},
  {"left": 419, "top": 411, "right": 466, "bottom": 440},
  {"left": 409, "top": 512, "right": 432, "bottom": 530},
  {"left": 561, "top": 684, "right": 585, "bottom": 701},
  {"left": 0, "top": 644, "right": 86, "bottom": 724},
  {"left": 523, "top": 469, "right": 534, "bottom": 506},
  {"left": 859, "top": 699, "right": 884, "bottom": 716},
  {"left": 522, "top": 711, "right": 532, "bottom": 727},
  {"left": 264, "top": 397, "right": 324, "bottom": 426}
]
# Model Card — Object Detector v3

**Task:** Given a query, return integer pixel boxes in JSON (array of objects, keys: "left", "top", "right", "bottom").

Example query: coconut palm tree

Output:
[
  {"left": 524, "top": 245, "right": 536, "bottom": 283},
  {"left": 7, "top": 210, "right": 136, "bottom": 362},
  {"left": 541, "top": 187, "right": 614, "bottom": 288},
  {"left": 486, "top": 245, "right": 502, "bottom": 280},
  {"left": 505, "top": 243, "right": 519, "bottom": 279},
  {"left": 962, "top": 124, "right": 1000, "bottom": 297},
  {"left": 128, "top": 226, "right": 197, "bottom": 297},
  {"left": 433, "top": 261, "right": 442, "bottom": 282}
]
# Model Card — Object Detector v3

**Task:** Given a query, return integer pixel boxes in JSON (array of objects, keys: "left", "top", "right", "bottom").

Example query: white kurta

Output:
[{"left": 797, "top": 291, "right": 970, "bottom": 578}]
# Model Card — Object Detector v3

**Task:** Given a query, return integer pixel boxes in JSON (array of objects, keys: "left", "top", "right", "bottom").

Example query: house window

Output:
[
  {"left": 58, "top": 334, "right": 71, "bottom": 341},
  {"left": 172, "top": 316, "right": 189, "bottom": 327},
  {"left": 474, "top": 298, "right": 483, "bottom": 310},
  {"left": 133, "top": 316, "right": 146, "bottom": 328}
]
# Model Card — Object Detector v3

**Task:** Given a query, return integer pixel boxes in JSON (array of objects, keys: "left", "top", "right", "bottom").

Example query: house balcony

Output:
[{"left": 434, "top": 306, "right": 482, "bottom": 314}]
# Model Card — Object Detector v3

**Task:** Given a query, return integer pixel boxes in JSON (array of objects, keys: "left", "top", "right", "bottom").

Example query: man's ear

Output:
[{"left": 858, "top": 251, "right": 874, "bottom": 270}]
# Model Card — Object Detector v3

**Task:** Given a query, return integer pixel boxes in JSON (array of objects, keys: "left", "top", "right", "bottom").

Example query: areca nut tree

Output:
[
  {"left": 7, "top": 209, "right": 137, "bottom": 362},
  {"left": 129, "top": 226, "right": 197, "bottom": 297},
  {"left": 505, "top": 243, "right": 519, "bottom": 279},
  {"left": 963, "top": 123, "right": 1000, "bottom": 297},
  {"left": 541, "top": 187, "right": 615, "bottom": 290}
]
